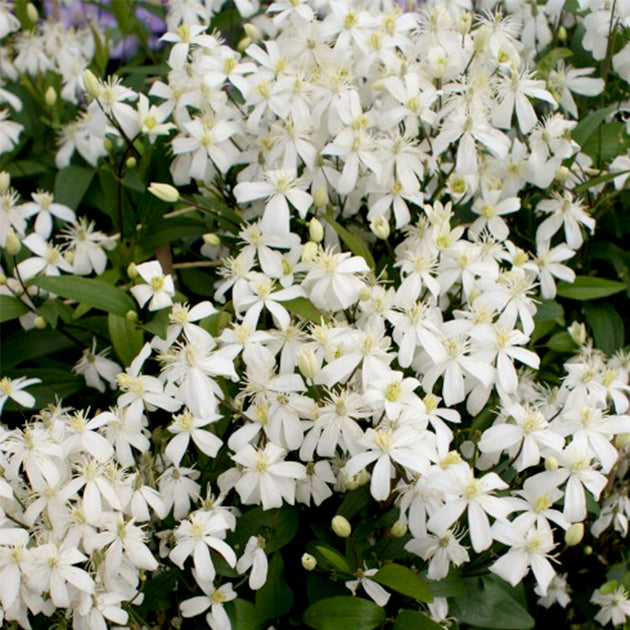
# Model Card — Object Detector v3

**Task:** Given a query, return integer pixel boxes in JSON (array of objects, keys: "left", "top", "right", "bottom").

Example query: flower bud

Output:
[
  {"left": 0, "top": 272, "right": 6, "bottom": 285},
  {"left": 473, "top": 25, "right": 490, "bottom": 53},
  {"left": 148, "top": 182, "right": 180, "bottom": 203},
  {"left": 33, "top": 315, "right": 47, "bottom": 329},
  {"left": 616, "top": 433, "right": 630, "bottom": 449},
  {"left": 583, "top": 545, "right": 593, "bottom": 555},
  {"left": 103, "top": 137, "right": 113, "bottom": 152},
  {"left": 564, "top": 523, "right": 584, "bottom": 546},
  {"left": 127, "top": 262, "right": 139, "bottom": 280},
  {"left": 301, "top": 553, "right": 317, "bottom": 571},
  {"left": 0, "top": 171, "right": 10, "bottom": 193},
  {"left": 558, "top": 26, "right": 568, "bottom": 42},
  {"left": 237, "top": 37, "right": 252, "bottom": 53},
  {"left": 45, "top": 86, "right": 57, "bottom": 107},
  {"left": 358, "top": 286, "right": 372, "bottom": 301},
  {"left": 458, "top": 11, "right": 472, "bottom": 35},
  {"left": 297, "top": 347, "right": 318, "bottom": 380},
  {"left": 568, "top": 321, "right": 587, "bottom": 346},
  {"left": 243, "top": 23, "right": 262, "bottom": 41},
  {"left": 82, "top": 69, "right": 102, "bottom": 99},
  {"left": 126, "top": 156, "right": 137, "bottom": 168},
  {"left": 309, "top": 217, "right": 324, "bottom": 243},
  {"left": 302, "top": 241, "right": 318, "bottom": 262},
  {"left": 26, "top": 2, "right": 38, "bottom": 22},
  {"left": 126, "top": 310, "right": 139, "bottom": 322},
  {"left": 370, "top": 215, "right": 390, "bottom": 239},
  {"left": 331, "top": 515, "right": 352, "bottom": 538},
  {"left": 313, "top": 187, "right": 327, "bottom": 208},
  {"left": 5, "top": 229, "right": 21, "bottom": 255},
  {"left": 203, "top": 232, "right": 221, "bottom": 247},
  {"left": 555, "top": 165, "right": 570, "bottom": 182},
  {"left": 391, "top": 520, "right": 408, "bottom": 537},
  {"left": 545, "top": 456, "right": 559, "bottom": 472}
]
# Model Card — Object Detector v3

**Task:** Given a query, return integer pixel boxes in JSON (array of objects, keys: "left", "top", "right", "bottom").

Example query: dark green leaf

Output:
[
  {"left": 6, "top": 160, "right": 52, "bottom": 178},
  {"left": 546, "top": 331, "right": 578, "bottom": 353},
  {"left": 372, "top": 563, "right": 433, "bottom": 602},
  {"left": 323, "top": 214, "right": 376, "bottom": 271},
  {"left": 108, "top": 313, "right": 144, "bottom": 365},
  {"left": 54, "top": 166, "right": 95, "bottom": 210},
  {"left": 135, "top": 569, "right": 178, "bottom": 616},
  {"left": 337, "top": 486, "right": 371, "bottom": 520},
  {"left": 0, "top": 295, "right": 29, "bottom": 323},
  {"left": 393, "top": 609, "right": 443, "bottom": 630},
  {"left": 584, "top": 302, "right": 625, "bottom": 354},
  {"left": 140, "top": 217, "right": 207, "bottom": 249},
  {"left": 574, "top": 168, "right": 630, "bottom": 193},
  {"left": 557, "top": 276, "right": 626, "bottom": 300},
  {"left": 230, "top": 506, "right": 299, "bottom": 554},
  {"left": 0, "top": 328, "right": 87, "bottom": 369},
  {"left": 284, "top": 297, "right": 326, "bottom": 324},
  {"left": 303, "top": 596, "right": 386, "bottom": 630},
  {"left": 308, "top": 543, "right": 352, "bottom": 574},
  {"left": 226, "top": 598, "right": 264, "bottom": 630},
  {"left": 448, "top": 576, "right": 535, "bottom": 629},
  {"left": 255, "top": 554, "right": 293, "bottom": 622},
  {"left": 142, "top": 308, "right": 170, "bottom": 339},
  {"left": 32, "top": 276, "right": 135, "bottom": 317},
  {"left": 572, "top": 104, "right": 618, "bottom": 147}
]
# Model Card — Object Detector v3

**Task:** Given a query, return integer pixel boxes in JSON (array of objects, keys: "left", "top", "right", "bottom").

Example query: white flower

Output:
[
  {"left": 131, "top": 260, "right": 175, "bottom": 311},
  {"left": 237, "top": 535, "right": 268, "bottom": 590},
  {"left": 345, "top": 567, "right": 390, "bottom": 607},
  {"left": 592, "top": 584, "right": 630, "bottom": 627},
  {"left": 490, "top": 520, "right": 556, "bottom": 596},
  {"left": 231, "top": 443, "right": 306, "bottom": 509},
  {"left": 73, "top": 340, "right": 121, "bottom": 393},
  {"left": 165, "top": 409, "right": 223, "bottom": 465},
  {"left": 0, "top": 376, "right": 41, "bottom": 415}
]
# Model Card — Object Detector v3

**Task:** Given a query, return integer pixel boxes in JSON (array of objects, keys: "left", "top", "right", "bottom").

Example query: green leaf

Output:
[
  {"left": 6, "top": 160, "right": 52, "bottom": 178},
  {"left": 32, "top": 276, "right": 135, "bottom": 317},
  {"left": 546, "top": 331, "right": 578, "bottom": 353},
  {"left": 303, "top": 596, "right": 386, "bottom": 630},
  {"left": 0, "top": 295, "right": 29, "bottom": 323},
  {"left": 142, "top": 308, "right": 170, "bottom": 339},
  {"left": 337, "top": 486, "right": 371, "bottom": 520},
  {"left": 572, "top": 104, "right": 618, "bottom": 147},
  {"left": 582, "top": 122, "right": 626, "bottom": 166},
  {"left": 323, "top": 214, "right": 376, "bottom": 271},
  {"left": 36, "top": 299, "right": 72, "bottom": 329},
  {"left": 0, "top": 328, "right": 88, "bottom": 369},
  {"left": 584, "top": 302, "right": 625, "bottom": 354},
  {"left": 134, "top": 569, "right": 179, "bottom": 617},
  {"left": 557, "top": 276, "right": 626, "bottom": 300},
  {"left": 226, "top": 599, "right": 264, "bottom": 630},
  {"left": 448, "top": 576, "right": 535, "bottom": 629},
  {"left": 108, "top": 314, "right": 144, "bottom": 365},
  {"left": 393, "top": 609, "right": 443, "bottom": 630},
  {"left": 372, "top": 563, "right": 433, "bottom": 603},
  {"left": 283, "top": 297, "right": 326, "bottom": 323},
  {"left": 532, "top": 300, "right": 565, "bottom": 343},
  {"left": 230, "top": 506, "right": 299, "bottom": 554},
  {"left": 255, "top": 554, "right": 294, "bottom": 622},
  {"left": 574, "top": 168, "right": 630, "bottom": 193},
  {"left": 54, "top": 166, "right": 95, "bottom": 210},
  {"left": 309, "top": 543, "right": 352, "bottom": 574}
]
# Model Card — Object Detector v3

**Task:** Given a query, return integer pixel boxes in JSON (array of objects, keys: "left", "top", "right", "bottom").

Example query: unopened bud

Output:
[
  {"left": 545, "top": 456, "right": 559, "bottom": 472},
  {"left": 370, "top": 215, "right": 390, "bottom": 239},
  {"left": 564, "top": 523, "right": 584, "bottom": 546},
  {"left": 82, "top": 69, "right": 101, "bottom": 99},
  {"left": 583, "top": 544, "right": 593, "bottom": 555},
  {"left": 0, "top": 272, "right": 6, "bottom": 285},
  {"left": 0, "top": 171, "right": 10, "bottom": 193},
  {"left": 126, "top": 156, "right": 137, "bottom": 168},
  {"left": 297, "top": 347, "right": 318, "bottom": 380},
  {"left": 309, "top": 217, "right": 324, "bottom": 243},
  {"left": 302, "top": 241, "right": 318, "bottom": 262},
  {"left": 126, "top": 310, "right": 138, "bottom": 322},
  {"left": 301, "top": 553, "right": 317, "bottom": 571},
  {"left": 356, "top": 468, "right": 370, "bottom": 486},
  {"left": 45, "top": 86, "right": 57, "bottom": 107},
  {"left": 5, "top": 229, "right": 20, "bottom": 255},
  {"left": 616, "top": 433, "right": 630, "bottom": 449},
  {"left": 103, "top": 137, "right": 113, "bottom": 152},
  {"left": 243, "top": 23, "right": 261, "bottom": 41},
  {"left": 358, "top": 286, "right": 372, "bottom": 301},
  {"left": 26, "top": 2, "right": 38, "bottom": 22},
  {"left": 148, "top": 182, "right": 179, "bottom": 203},
  {"left": 313, "top": 187, "right": 327, "bottom": 208},
  {"left": 331, "top": 515, "right": 352, "bottom": 538},
  {"left": 555, "top": 165, "right": 570, "bottom": 182},
  {"left": 391, "top": 521, "right": 408, "bottom": 537},
  {"left": 127, "top": 262, "right": 138, "bottom": 280},
  {"left": 203, "top": 232, "right": 221, "bottom": 247},
  {"left": 33, "top": 315, "right": 47, "bottom": 329},
  {"left": 568, "top": 321, "right": 587, "bottom": 346},
  {"left": 237, "top": 37, "right": 252, "bottom": 53},
  {"left": 558, "top": 26, "right": 568, "bottom": 42},
  {"left": 458, "top": 11, "right": 472, "bottom": 35}
]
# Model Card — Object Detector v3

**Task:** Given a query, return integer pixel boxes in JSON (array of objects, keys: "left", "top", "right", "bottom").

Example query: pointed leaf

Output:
[
  {"left": 372, "top": 563, "right": 433, "bottom": 603},
  {"left": 303, "top": 596, "right": 386, "bottom": 630}
]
